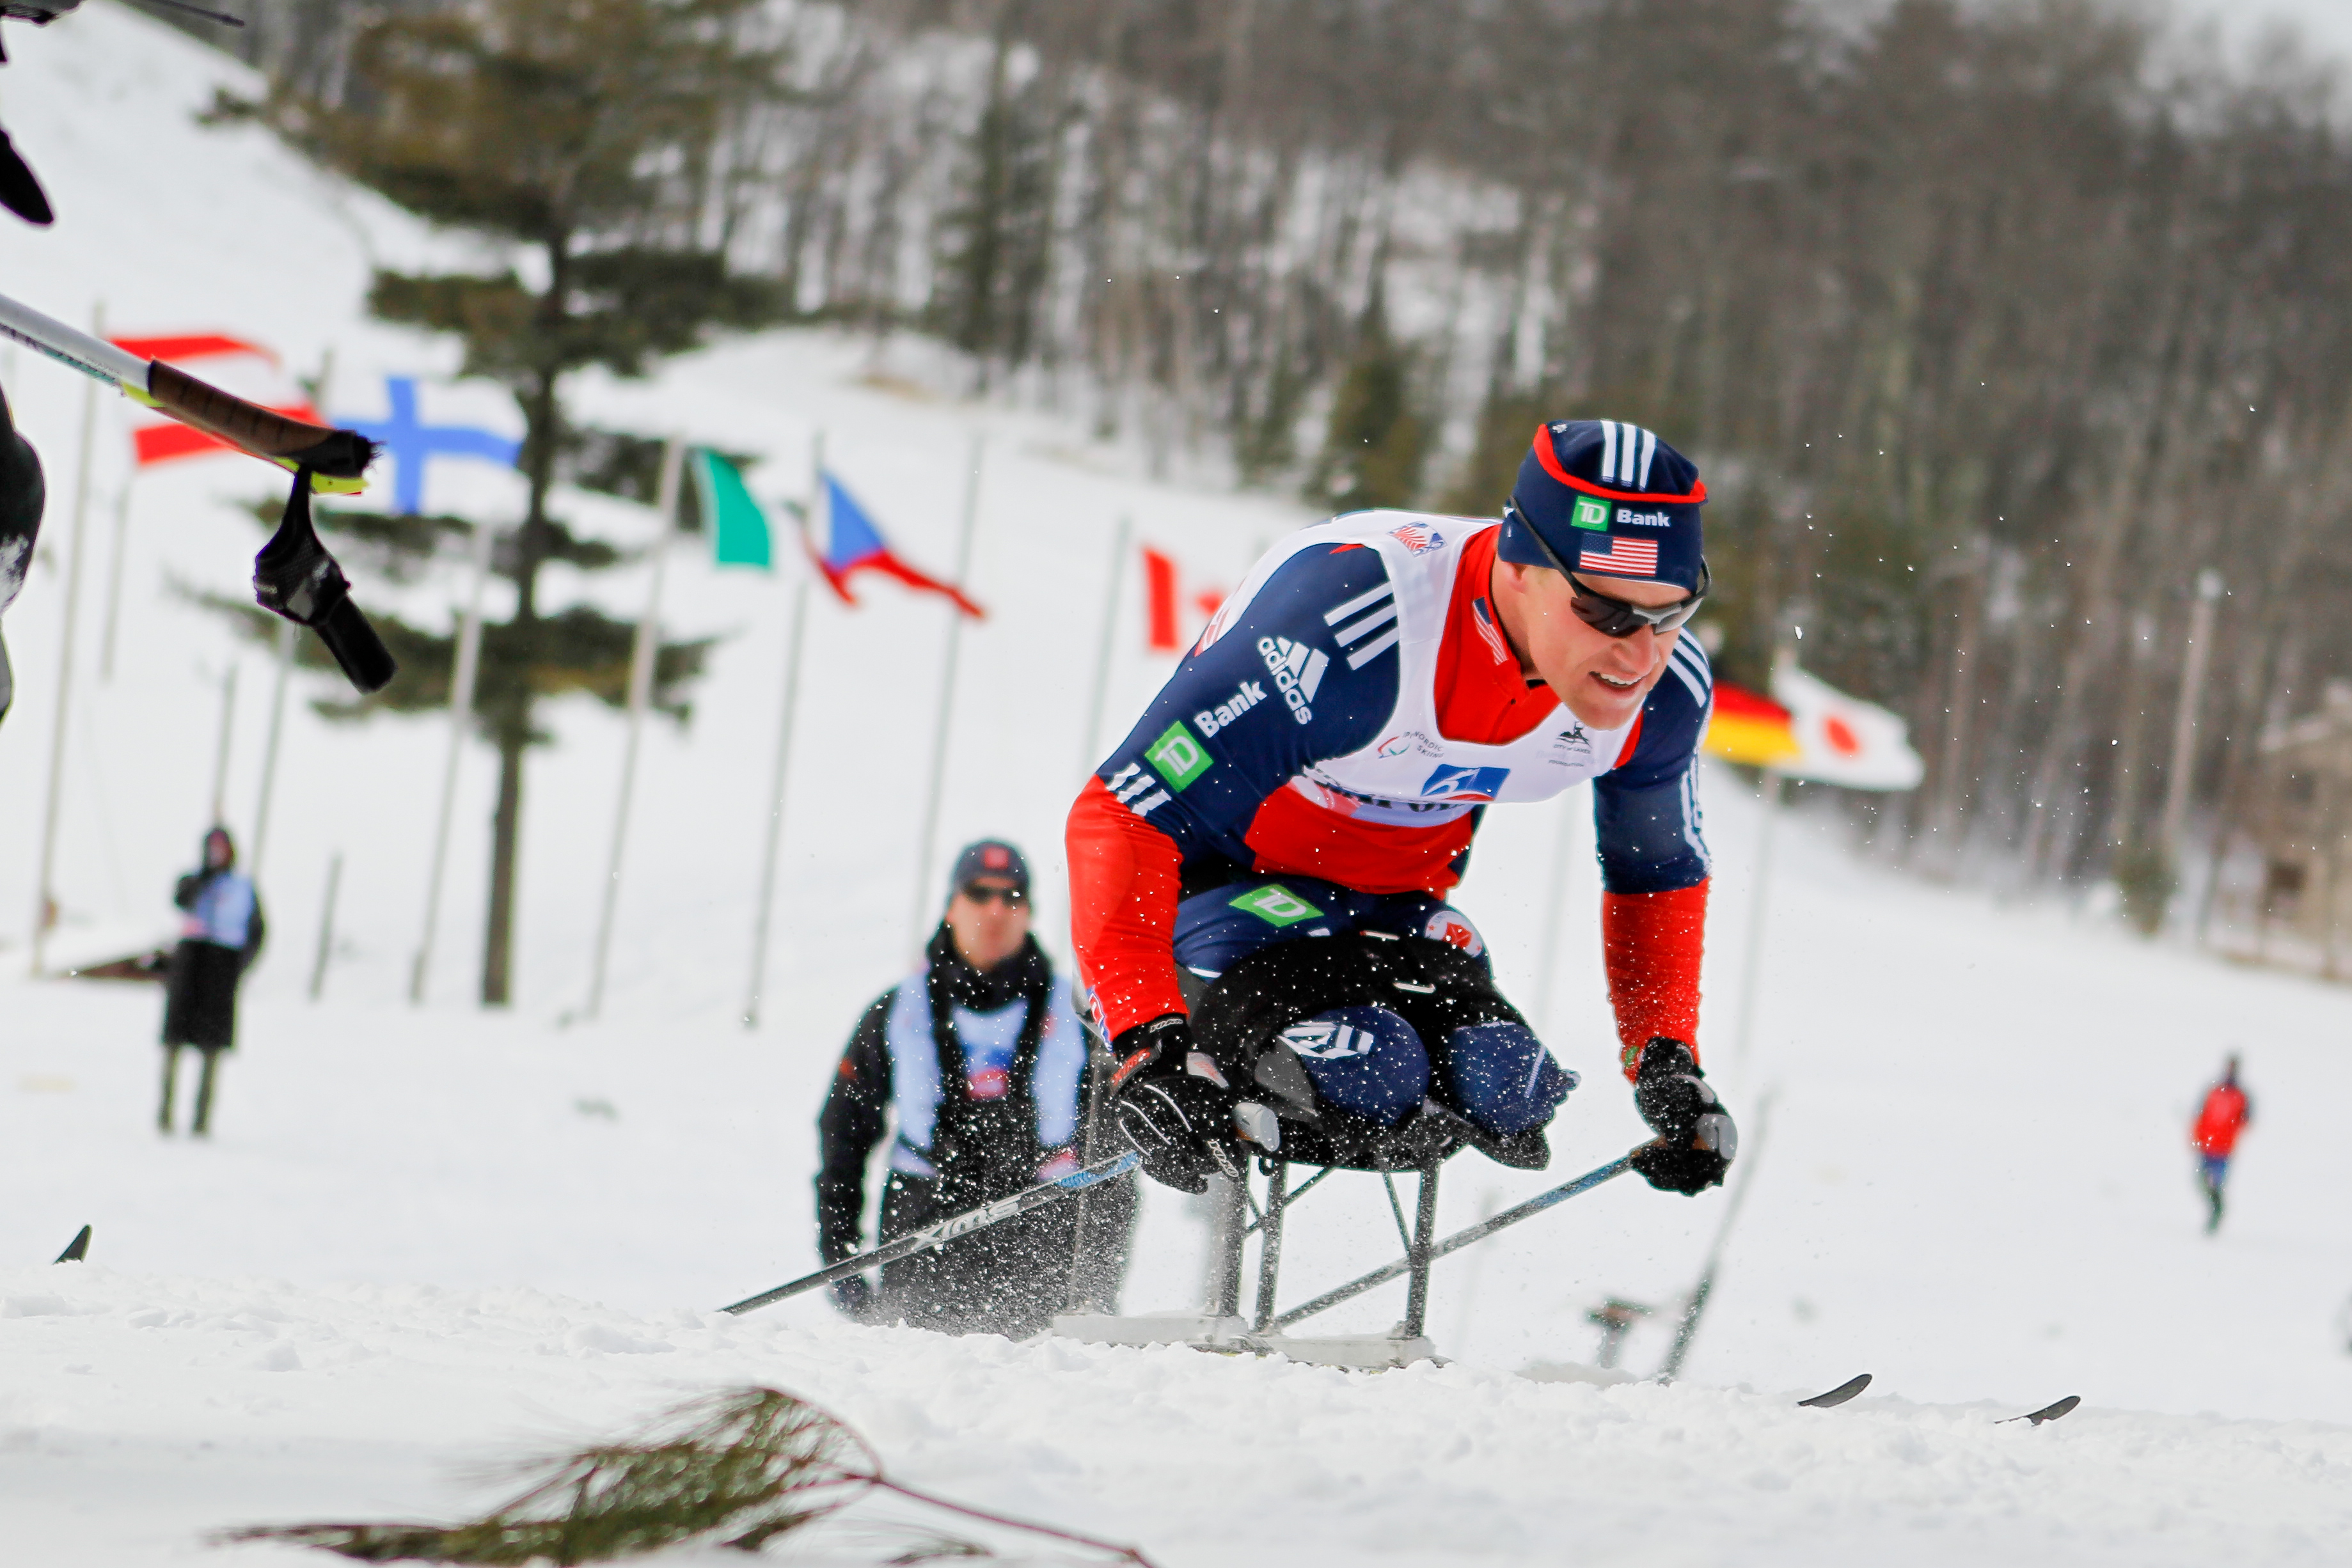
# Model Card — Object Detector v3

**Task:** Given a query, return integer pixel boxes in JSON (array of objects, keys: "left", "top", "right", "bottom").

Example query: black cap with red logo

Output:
[{"left": 948, "top": 838, "right": 1030, "bottom": 898}]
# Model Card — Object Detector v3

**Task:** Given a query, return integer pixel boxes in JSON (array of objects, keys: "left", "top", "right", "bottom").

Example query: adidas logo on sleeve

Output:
[{"left": 1258, "top": 636, "right": 1329, "bottom": 724}]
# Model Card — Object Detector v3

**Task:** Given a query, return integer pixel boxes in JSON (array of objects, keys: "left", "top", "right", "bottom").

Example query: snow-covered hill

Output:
[{"left": 5, "top": 12, "right": 2352, "bottom": 1567}]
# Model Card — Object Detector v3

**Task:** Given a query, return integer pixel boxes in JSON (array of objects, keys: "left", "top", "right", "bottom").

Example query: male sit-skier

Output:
[{"left": 1066, "top": 419, "right": 1737, "bottom": 1195}]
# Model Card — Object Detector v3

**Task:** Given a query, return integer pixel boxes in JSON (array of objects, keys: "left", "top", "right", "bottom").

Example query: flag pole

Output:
[
  {"left": 743, "top": 429, "right": 822, "bottom": 1031},
  {"left": 1529, "top": 792, "right": 1581, "bottom": 1039},
  {"left": 248, "top": 619, "right": 297, "bottom": 877},
  {"left": 1076, "top": 514, "right": 1132, "bottom": 777},
  {"left": 308, "top": 850, "right": 342, "bottom": 1001},
  {"left": 906, "top": 433, "right": 985, "bottom": 953},
  {"left": 207, "top": 662, "right": 238, "bottom": 825},
  {"left": 409, "top": 515, "right": 497, "bottom": 1004},
  {"left": 744, "top": 576, "right": 810, "bottom": 1030},
  {"left": 97, "top": 476, "right": 131, "bottom": 683},
  {"left": 1728, "top": 768, "right": 1785, "bottom": 1089},
  {"left": 29, "top": 301, "right": 102, "bottom": 978},
  {"left": 585, "top": 437, "right": 685, "bottom": 1021}
]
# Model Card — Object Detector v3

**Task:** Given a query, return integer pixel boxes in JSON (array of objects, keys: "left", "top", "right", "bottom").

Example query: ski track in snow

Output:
[{"left": 5, "top": 10, "right": 2352, "bottom": 1566}]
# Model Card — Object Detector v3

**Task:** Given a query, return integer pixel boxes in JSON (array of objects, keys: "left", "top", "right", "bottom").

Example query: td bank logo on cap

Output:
[
  {"left": 1146, "top": 720, "right": 1213, "bottom": 790},
  {"left": 1232, "top": 883, "right": 1323, "bottom": 927},
  {"left": 1571, "top": 496, "right": 1611, "bottom": 531}
]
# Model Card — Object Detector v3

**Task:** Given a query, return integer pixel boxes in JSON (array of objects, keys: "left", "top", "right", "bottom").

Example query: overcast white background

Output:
[{"left": 2197, "top": 0, "right": 2352, "bottom": 61}]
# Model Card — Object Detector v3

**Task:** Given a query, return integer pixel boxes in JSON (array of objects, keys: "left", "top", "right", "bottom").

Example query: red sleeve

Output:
[
  {"left": 1066, "top": 776, "right": 1188, "bottom": 1038},
  {"left": 1600, "top": 879, "right": 1708, "bottom": 1080}
]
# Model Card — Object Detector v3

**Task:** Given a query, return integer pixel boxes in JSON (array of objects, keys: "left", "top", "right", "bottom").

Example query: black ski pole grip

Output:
[
  {"left": 254, "top": 466, "right": 399, "bottom": 695},
  {"left": 313, "top": 596, "right": 397, "bottom": 695}
]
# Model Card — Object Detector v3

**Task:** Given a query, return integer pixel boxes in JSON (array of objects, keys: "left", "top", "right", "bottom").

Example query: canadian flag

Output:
[
  {"left": 110, "top": 334, "right": 319, "bottom": 467},
  {"left": 1140, "top": 545, "right": 1230, "bottom": 654}
]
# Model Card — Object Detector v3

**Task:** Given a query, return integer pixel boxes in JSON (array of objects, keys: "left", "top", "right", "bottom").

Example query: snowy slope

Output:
[{"left": 6, "top": 12, "right": 2352, "bottom": 1567}]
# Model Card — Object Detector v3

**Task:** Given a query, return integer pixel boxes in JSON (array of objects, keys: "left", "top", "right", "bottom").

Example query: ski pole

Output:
[
  {"left": 0, "top": 288, "right": 375, "bottom": 492},
  {"left": 1268, "top": 1148, "right": 1642, "bottom": 1332},
  {"left": 1656, "top": 1088, "right": 1774, "bottom": 1381},
  {"left": 720, "top": 1149, "right": 1144, "bottom": 1317}
]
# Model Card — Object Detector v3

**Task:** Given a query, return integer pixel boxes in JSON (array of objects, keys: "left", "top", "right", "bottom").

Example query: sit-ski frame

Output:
[{"left": 1055, "top": 1147, "right": 1640, "bottom": 1368}]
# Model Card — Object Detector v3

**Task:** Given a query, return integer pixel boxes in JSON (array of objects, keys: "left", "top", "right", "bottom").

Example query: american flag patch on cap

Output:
[{"left": 1577, "top": 537, "right": 1659, "bottom": 576}]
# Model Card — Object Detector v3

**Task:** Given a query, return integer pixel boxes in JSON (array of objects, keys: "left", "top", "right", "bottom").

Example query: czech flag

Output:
[
  {"left": 806, "top": 472, "right": 983, "bottom": 618},
  {"left": 111, "top": 334, "right": 319, "bottom": 467}
]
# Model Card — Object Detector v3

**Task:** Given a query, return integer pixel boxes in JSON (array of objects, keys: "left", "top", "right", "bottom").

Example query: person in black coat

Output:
[
  {"left": 815, "top": 840, "right": 1135, "bottom": 1336},
  {"left": 159, "top": 826, "right": 265, "bottom": 1136}
]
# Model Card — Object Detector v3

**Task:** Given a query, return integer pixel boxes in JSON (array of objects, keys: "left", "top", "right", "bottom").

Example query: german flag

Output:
[{"left": 1703, "top": 680, "right": 1800, "bottom": 767}]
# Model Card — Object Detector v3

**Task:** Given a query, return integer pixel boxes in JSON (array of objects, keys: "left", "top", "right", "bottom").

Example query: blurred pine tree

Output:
[{"left": 235, "top": 0, "right": 787, "bottom": 1004}]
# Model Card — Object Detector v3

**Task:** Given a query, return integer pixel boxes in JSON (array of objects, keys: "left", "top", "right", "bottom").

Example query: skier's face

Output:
[
  {"left": 1492, "top": 560, "right": 1685, "bottom": 730},
  {"left": 947, "top": 877, "right": 1030, "bottom": 973}
]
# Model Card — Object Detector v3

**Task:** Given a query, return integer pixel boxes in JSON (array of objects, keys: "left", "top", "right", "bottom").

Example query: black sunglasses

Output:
[
  {"left": 1510, "top": 506, "right": 1709, "bottom": 636},
  {"left": 1569, "top": 559, "right": 1710, "bottom": 638},
  {"left": 958, "top": 883, "right": 1028, "bottom": 907}
]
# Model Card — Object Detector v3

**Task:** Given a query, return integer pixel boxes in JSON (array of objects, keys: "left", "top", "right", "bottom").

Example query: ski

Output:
[
  {"left": 1791, "top": 1375, "right": 2078, "bottom": 1425},
  {"left": 720, "top": 1149, "right": 1142, "bottom": 1317},
  {"left": 0, "top": 287, "right": 374, "bottom": 492},
  {"left": 2003, "top": 1395, "right": 2081, "bottom": 1425},
  {"left": 1797, "top": 1372, "right": 1870, "bottom": 1407},
  {"left": 52, "top": 1224, "right": 89, "bottom": 1264}
]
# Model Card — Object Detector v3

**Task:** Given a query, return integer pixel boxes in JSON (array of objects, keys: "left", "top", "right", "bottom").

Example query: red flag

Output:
[
  {"left": 1142, "top": 547, "right": 1180, "bottom": 651},
  {"left": 1140, "top": 545, "right": 1227, "bottom": 655},
  {"left": 112, "top": 334, "right": 319, "bottom": 467}
]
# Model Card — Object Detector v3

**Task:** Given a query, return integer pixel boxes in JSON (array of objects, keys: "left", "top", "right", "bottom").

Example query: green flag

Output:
[{"left": 690, "top": 447, "right": 771, "bottom": 569}]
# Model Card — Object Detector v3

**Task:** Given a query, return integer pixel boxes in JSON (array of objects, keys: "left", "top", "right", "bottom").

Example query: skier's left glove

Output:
[
  {"left": 1630, "top": 1038, "right": 1737, "bottom": 1195},
  {"left": 1109, "top": 1014, "right": 1237, "bottom": 1195}
]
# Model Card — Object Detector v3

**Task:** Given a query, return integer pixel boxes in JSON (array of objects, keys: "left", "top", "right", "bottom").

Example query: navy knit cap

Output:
[
  {"left": 1497, "top": 420, "right": 1707, "bottom": 593},
  {"left": 948, "top": 838, "right": 1029, "bottom": 899}
]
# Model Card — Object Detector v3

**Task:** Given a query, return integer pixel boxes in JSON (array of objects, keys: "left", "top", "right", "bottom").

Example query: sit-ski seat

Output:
[{"left": 1054, "top": 932, "right": 1558, "bottom": 1367}]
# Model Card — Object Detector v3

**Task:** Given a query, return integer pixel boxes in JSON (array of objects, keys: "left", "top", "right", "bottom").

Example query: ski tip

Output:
[
  {"left": 2004, "top": 1394, "right": 2081, "bottom": 1426},
  {"left": 1797, "top": 1372, "right": 1872, "bottom": 1408},
  {"left": 53, "top": 1224, "right": 90, "bottom": 1264}
]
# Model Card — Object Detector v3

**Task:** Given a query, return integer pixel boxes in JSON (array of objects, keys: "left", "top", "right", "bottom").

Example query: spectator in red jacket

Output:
[{"left": 2191, "top": 1055, "right": 2252, "bottom": 1235}]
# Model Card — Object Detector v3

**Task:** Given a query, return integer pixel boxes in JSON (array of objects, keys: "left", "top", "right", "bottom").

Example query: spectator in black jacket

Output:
[
  {"left": 815, "top": 840, "right": 1135, "bottom": 1335},
  {"left": 159, "top": 826, "right": 265, "bottom": 1136}
]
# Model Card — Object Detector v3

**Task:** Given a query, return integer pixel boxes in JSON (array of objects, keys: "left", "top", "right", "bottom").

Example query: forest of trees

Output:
[{"left": 198, "top": 0, "right": 2352, "bottom": 929}]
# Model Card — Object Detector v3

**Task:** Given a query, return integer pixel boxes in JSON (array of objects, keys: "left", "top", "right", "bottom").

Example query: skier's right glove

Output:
[
  {"left": 1109, "top": 1014, "right": 1237, "bottom": 1195},
  {"left": 1630, "top": 1038, "right": 1737, "bottom": 1195}
]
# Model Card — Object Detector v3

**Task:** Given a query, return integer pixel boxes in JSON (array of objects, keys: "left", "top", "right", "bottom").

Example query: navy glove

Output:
[
  {"left": 1109, "top": 1014, "right": 1236, "bottom": 1194},
  {"left": 1630, "top": 1038, "right": 1737, "bottom": 1195}
]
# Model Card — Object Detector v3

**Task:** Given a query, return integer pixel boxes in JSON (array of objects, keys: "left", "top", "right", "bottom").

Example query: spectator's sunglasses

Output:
[{"left": 959, "top": 882, "right": 1028, "bottom": 907}]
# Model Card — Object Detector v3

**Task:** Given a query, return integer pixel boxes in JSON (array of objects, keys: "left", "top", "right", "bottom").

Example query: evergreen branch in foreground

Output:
[{"left": 218, "top": 1386, "right": 1156, "bottom": 1565}]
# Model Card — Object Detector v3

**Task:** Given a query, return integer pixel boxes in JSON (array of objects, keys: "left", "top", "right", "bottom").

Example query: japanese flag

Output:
[{"left": 1769, "top": 655, "right": 1923, "bottom": 791}]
